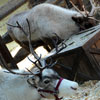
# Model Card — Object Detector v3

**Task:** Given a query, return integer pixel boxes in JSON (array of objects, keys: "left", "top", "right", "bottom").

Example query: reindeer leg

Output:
[
  {"left": 51, "top": 33, "right": 65, "bottom": 53},
  {"left": 43, "top": 33, "right": 66, "bottom": 53},
  {"left": 43, "top": 37, "right": 56, "bottom": 52},
  {"left": 42, "top": 35, "right": 64, "bottom": 53}
]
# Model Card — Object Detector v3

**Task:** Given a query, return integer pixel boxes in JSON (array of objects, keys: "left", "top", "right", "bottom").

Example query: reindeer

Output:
[
  {"left": 2, "top": 0, "right": 100, "bottom": 67},
  {"left": 0, "top": 67, "right": 78, "bottom": 100},
  {"left": 0, "top": 20, "right": 78, "bottom": 100}
]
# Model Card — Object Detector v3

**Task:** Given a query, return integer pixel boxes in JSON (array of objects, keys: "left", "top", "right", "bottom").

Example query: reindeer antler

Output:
[
  {"left": 7, "top": 21, "right": 44, "bottom": 75},
  {"left": 89, "top": 0, "right": 100, "bottom": 16},
  {"left": 26, "top": 19, "right": 67, "bottom": 69},
  {"left": 15, "top": 19, "right": 46, "bottom": 72},
  {"left": 7, "top": 18, "right": 67, "bottom": 74},
  {"left": 70, "top": 0, "right": 100, "bottom": 18}
]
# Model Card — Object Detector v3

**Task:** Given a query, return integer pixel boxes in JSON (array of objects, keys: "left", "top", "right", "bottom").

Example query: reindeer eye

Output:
[{"left": 43, "top": 79, "right": 50, "bottom": 84}]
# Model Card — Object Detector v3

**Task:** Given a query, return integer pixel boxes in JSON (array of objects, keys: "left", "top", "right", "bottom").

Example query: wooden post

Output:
[
  {"left": 0, "top": 0, "right": 27, "bottom": 21},
  {"left": 0, "top": 35, "right": 18, "bottom": 69}
]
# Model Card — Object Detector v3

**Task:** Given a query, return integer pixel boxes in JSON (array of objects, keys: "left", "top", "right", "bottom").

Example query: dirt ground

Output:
[{"left": 67, "top": 80, "right": 100, "bottom": 100}]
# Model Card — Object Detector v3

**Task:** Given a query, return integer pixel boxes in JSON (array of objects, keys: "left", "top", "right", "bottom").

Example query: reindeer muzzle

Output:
[{"left": 38, "top": 78, "right": 64, "bottom": 100}]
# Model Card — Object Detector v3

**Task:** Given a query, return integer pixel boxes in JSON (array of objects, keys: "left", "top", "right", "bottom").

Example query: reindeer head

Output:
[
  {"left": 27, "top": 67, "right": 78, "bottom": 99},
  {"left": 71, "top": 0, "right": 100, "bottom": 31},
  {"left": 72, "top": 15, "right": 96, "bottom": 30}
]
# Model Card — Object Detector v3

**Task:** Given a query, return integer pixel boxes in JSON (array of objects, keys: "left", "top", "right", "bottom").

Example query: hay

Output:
[{"left": 64, "top": 80, "right": 100, "bottom": 100}]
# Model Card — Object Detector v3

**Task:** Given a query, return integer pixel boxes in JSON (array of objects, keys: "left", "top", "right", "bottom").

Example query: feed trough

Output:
[{"left": 45, "top": 24, "right": 100, "bottom": 82}]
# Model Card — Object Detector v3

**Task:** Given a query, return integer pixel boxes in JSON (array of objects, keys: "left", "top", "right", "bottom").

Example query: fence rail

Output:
[{"left": 0, "top": 0, "right": 27, "bottom": 21}]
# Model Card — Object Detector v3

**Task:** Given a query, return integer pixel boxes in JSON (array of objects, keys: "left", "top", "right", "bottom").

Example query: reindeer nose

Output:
[
  {"left": 70, "top": 82, "right": 78, "bottom": 91},
  {"left": 71, "top": 86, "right": 77, "bottom": 90}
]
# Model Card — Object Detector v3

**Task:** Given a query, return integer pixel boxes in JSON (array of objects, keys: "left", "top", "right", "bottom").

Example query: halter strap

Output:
[
  {"left": 38, "top": 78, "right": 64, "bottom": 100},
  {"left": 55, "top": 78, "right": 63, "bottom": 91},
  {"left": 54, "top": 78, "right": 63, "bottom": 100}
]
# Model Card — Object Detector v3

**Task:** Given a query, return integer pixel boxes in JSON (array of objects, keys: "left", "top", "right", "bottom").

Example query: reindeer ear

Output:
[
  {"left": 27, "top": 76, "right": 40, "bottom": 86},
  {"left": 34, "top": 76, "right": 40, "bottom": 84},
  {"left": 72, "top": 16, "right": 84, "bottom": 23}
]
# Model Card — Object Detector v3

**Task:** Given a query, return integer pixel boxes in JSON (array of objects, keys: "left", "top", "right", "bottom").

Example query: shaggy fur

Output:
[
  {"left": 7, "top": 3, "right": 80, "bottom": 42},
  {"left": 0, "top": 68, "right": 78, "bottom": 100}
]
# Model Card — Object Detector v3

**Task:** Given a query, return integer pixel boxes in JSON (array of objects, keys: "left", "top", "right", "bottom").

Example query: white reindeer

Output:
[
  {"left": 6, "top": 3, "right": 84, "bottom": 43},
  {"left": 0, "top": 23, "right": 78, "bottom": 100},
  {"left": 7, "top": 2, "right": 98, "bottom": 43},
  {"left": 2, "top": 1, "right": 98, "bottom": 65},
  {"left": 0, "top": 67, "right": 78, "bottom": 100}
]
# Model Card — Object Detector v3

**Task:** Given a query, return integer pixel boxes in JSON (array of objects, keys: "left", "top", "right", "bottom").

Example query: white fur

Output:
[
  {"left": 0, "top": 68, "right": 78, "bottom": 100},
  {"left": 42, "top": 68, "right": 57, "bottom": 77},
  {"left": 0, "top": 69, "right": 40, "bottom": 100},
  {"left": 58, "top": 79, "right": 78, "bottom": 97},
  {"left": 7, "top": 3, "right": 80, "bottom": 42}
]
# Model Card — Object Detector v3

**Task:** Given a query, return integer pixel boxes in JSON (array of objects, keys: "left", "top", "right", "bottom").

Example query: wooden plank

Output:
[
  {"left": 89, "top": 48, "right": 100, "bottom": 55},
  {"left": 0, "top": 52, "right": 11, "bottom": 70},
  {"left": 0, "top": 35, "right": 18, "bottom": 69},
  {"left": 85, "top": 51, "right": 100, "bottom": 77},
  {"left": 83, "top": 31, "right": 100, "bottom": 50},
  {"left": 55, "top": 63, "right": 95, "bottom": 80},
  {"left": 71, "top": 50, "right": 82, "bottom": 80},
  {"left": 0, "top": 0, "right": 27, "bottom": 20}
]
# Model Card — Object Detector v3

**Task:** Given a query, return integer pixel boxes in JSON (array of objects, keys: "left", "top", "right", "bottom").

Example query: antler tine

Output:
[
  {"left": 4, "top": 70, "right": 34, "bottom": 75},
  {"left": 89, "top": 0, "right": 100, "bottom": 16},
  {"left": 3, "top": 64, "right": 34, "bottom": 75},
  {"left": 45, "top": 56, "right": 58, "bottom": 68},
  {"left": 45, "top": 33, "right": 67, "bottom": 68},
  {"left": 70, "top": 1, "right": 86, "bottom": 17},
  {"left": 16, "top": 19, "right": 43, "bottom": 69},
  {"left": 53, "top": 33, "right": 67, "bottom": 54},
  {"left": 69, "top": 0, "right": 100, "bottom": 23},
  {"left": 3, "top": 60, "right": 34, "bottom": 75},
  {"left": 15, "top": 19, "right": 39, "bottom": 61},
  {"left": 26, "top": 19, "right": 41, "bottom": 62},
  {"left": 27, "top": 56, "right": 42, "bottom": 69}
]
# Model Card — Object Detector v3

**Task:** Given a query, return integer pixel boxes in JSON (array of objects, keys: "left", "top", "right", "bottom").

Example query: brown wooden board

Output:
[
  {"left": 45, "top": 24, "right": 100, "bottom": 82},
  {"left": 0, "top": 35, "right": 18, "bottom": 69},
  {"left": 0, "top": 0, "right": 27, "bottom": 20}
]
